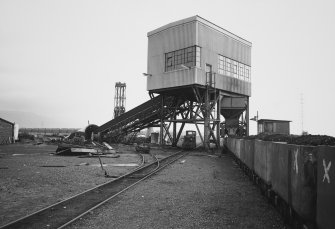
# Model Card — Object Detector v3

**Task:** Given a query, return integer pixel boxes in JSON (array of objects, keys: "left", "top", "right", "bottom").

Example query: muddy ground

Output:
[
  {"left": 0, "top": 143, "right": 176, "bottom": 227},
  {"left": 68, "top": 152, "right": 286, "bottom": 229},
  {"left": 0, "top": 143, "right": 286, "bottom": 228}
]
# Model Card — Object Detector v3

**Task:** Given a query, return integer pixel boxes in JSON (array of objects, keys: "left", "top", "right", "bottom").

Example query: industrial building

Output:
[
  {"left": 98, "top": 16, "right": 252, "bottom": 149},
  {"left": 257, "top": 119, "right": 291, "bottom": 135},
  {"left": 0, "top": 117, "right": 15, "bottom": 144},
  {"left": 146, "top": 15, "right": 252, "bottom": 146},
  {"left": 147, "top": 15, "right": 251, "bottom": 96}
]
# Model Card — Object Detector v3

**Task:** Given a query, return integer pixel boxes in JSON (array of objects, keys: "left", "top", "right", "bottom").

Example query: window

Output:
[
  {"left": 165, "top": 46, "right": 201, "bottom": 72},
  {"left": 233, "top": 61, "right": 238, "bottom": 78},
  {"left": 218, "top": 55, "right": 224, "bottom": 74},
  {"left": 225, "top": 58, "right": 231, "bottom": 77},
  {"left": 217, "top": 54, "right": 251, "bottom": 82},
  {"left": 239, "top": 63, "right": 245, "bottom": 80},
  {"left": 245, "top": 66, "right": 251, "bottom": 81}
]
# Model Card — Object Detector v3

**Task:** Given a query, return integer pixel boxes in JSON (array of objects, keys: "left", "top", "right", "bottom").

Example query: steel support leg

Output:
[
  {"left": 160, "top": 95, "right": 164, "bottom": 145},
  {"left": 246, "top": 96, "right": 249, "bottom": 136},
  {"left": 204, "top": 87, "right": 210, "bottom": 150},
  {"left": 172, "top": 114, "right": 177, "bottom": 146},
  {"left": 216, "top": 95, "right": 222, "bottom": 148}
]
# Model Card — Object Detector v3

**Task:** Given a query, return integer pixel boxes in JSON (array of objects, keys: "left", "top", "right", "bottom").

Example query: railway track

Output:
[{"left": 1, "top": 150, "right": 187, "bottom": 229}]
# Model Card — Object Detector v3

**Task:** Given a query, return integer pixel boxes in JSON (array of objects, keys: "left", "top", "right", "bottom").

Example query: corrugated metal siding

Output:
[
  {"left": 147, "top": 18, "right": 251, "bottom": 96},
  {"left": 274, "top": 122, "right": 290, "bottom": 135},
  {"left": 147, "top": 21, "right": 196, "bottom": 76},
  {"left": 197, "top": 22, "right": 251, "bottom": 66},
  {"left": 0, "top": 119, "right": 13, "bottom": 144},
  {"left": 147, "top": 68, "right": 196, "bottom": 90},
  {"left": 196, "top": 68, "right": 251, "bottom": 96}
]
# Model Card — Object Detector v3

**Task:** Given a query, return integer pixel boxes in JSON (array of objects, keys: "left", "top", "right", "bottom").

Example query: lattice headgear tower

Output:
[{"left": 114, "top": 82, "right": 126, "bottom": 118}]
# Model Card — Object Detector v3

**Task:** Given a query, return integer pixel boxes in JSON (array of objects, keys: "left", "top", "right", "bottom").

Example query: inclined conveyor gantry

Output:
[{"left": 97, "top": 95, "right": 186, "bottom": 143}]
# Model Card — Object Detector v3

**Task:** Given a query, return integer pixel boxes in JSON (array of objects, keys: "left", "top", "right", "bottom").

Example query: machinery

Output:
[{"left": 182, "top": 131, "right": 196, "bottom": 149}]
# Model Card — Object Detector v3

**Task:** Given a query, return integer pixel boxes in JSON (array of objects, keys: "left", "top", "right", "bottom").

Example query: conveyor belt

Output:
[{"left": 97, "top": 95, "right": 185, "bottom": 141}]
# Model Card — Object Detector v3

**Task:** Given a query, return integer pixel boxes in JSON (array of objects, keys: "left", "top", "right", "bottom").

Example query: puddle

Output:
[
  {"left": 12, "top": 153, "right": 43, "bottom": 156},
  {"left": 90, "top": 163, "right": 139, "bottom": 167}
]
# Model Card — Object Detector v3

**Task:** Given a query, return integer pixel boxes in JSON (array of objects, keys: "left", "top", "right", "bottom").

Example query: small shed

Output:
[
  {"left": 0, "top": 117, "right": 14, "bottom": 144},
  {"left": 257, "top": 119, "right": 291, "bottom": 135}
]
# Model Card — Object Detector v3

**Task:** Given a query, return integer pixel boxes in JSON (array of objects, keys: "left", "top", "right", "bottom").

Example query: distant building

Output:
[
  {"left": 0, "top": 117, "right": 14, "bottom": 144},
  {"left": 19, "top": 128, "right": 80, "bottom": 137},
  {"left": 257, "top": 119, "right": 291, "bottom": 135}
]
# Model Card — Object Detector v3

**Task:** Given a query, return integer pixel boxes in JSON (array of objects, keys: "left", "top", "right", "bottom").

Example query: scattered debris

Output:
[
  {"left": 106, "top": 175, "right": 119, "bottom": 178},
  {"left": 103, "top": 142, "right": 114, "bottom": 150},
  {"left": 78, "top": 154, "right": 120, "bottom": 158},
  {"left": 40, "top": 165, "right": 67, "bottom": 168},
  {"left": 55, "top": 144, "right": 100, "bottom": 156},
  {"left": 55, "top": 143, "right": 118, "bottom": 156},
  {"left": 34, "top": 142, "right": 43, "bottom": 145},
  {"left": 75, "top": 162, "right": 90, "bottom": 166},
  {"left": 89, "top": 163, "right": 139, "bottom": 167},
  {"left": 71, "top": 148, "right": 98, "bottom": 153},
  {"left": 207, "top": 155, "right": 219, "bottom": 158},
  {"left": 54, "top": 140, "right": 122, "bottom": 178}
]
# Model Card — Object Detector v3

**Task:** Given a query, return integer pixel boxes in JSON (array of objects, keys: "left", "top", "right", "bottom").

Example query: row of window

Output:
[
  {"left": 165, "top": 46, "right": 201, "bottom": 72},
  {"left": 164, "top": 47, "right": 250, "bottom": 82},
  {"left": 218, "top": 55, "right": 251, "bottom": 81}
]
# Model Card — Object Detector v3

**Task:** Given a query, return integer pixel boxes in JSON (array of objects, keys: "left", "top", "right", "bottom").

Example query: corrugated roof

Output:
[
  {"left": 147, "top": 15, "right": 252, "bottom": 46},
  {"left": 0, "top": 117, "right": 14, "bottom": 125},
  {"left": 257, "top": 119, "right": 291, "bottom": 123}
]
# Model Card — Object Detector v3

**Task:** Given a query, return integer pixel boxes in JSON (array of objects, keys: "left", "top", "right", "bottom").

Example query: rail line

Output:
[{"left": 1, "top": 150, "right": 186, "bottom": 229}]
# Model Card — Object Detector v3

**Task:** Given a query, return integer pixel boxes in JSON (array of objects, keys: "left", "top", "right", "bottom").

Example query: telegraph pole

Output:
[{"left": 300, "top": 93, "right": 304, "bottom": 134}]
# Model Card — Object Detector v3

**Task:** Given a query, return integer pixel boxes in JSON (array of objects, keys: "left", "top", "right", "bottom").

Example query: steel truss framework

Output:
[
  {"left": 97, "top": 95, "right": 187, "bottom": 143},
  {"left": 155, "top": 85, "right": 222, "bottom": 150},
  {"left": 98, "top": 83, "right": 248, "bottom": 149}
]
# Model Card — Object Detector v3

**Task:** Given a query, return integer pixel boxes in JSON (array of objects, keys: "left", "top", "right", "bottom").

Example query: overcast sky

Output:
[{"left": 1, "top": 0, "right": 335, "bottom": 136}]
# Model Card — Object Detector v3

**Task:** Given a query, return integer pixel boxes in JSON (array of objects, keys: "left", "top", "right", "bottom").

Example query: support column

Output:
[
  {"left": 204, "top": 87, "right": 210, "bottom": 150},
  {"left": 172, "top": 114, "right": 177, "bottom": 146},
  {"left": 160, "top": 95, "right": 164, "bottom": 145},
  {"left": 246, "top": 96, "right": 249, "bottom": 136},
  {"left": 216, "top": 95, "right": 222, "bottom": 148}
]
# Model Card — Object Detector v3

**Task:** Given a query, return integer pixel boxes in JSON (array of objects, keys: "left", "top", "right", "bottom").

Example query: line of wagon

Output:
[{"left": 226, "top": 137, "right": 334, "bottom": 229}]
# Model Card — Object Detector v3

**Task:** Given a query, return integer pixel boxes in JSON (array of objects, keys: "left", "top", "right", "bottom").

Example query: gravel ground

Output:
[
  {"left": 68, "top": 152, "right": 287, "bottom": 229},
  {"left": 0, "top": 143, "right": 169, "bottom": 227}
]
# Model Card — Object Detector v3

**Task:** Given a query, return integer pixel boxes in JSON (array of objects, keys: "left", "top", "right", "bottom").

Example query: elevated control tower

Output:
[{"left": 146, "top": 16, "right": 252, "bottom": 148}]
